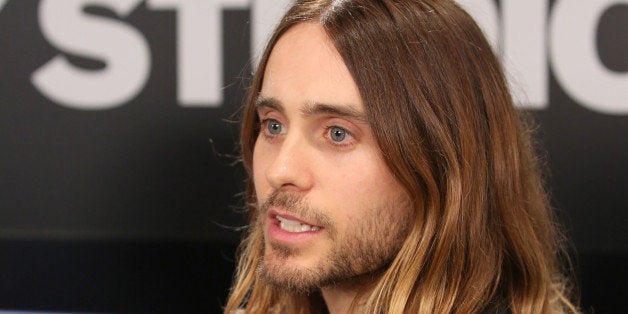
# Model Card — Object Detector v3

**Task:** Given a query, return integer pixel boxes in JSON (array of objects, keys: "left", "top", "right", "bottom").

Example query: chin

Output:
[{"left": 260, "top": 245, "right": 329, "bottom": 293}]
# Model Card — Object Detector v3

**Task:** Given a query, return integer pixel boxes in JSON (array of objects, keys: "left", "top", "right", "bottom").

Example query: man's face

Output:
[{"left": 252, "top": 22, "right": 413, "bottom": 293}]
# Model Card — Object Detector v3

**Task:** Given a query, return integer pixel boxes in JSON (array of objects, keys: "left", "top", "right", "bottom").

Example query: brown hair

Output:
[{"left": 225, "top": 0, "right": 579, "bottom": 312}]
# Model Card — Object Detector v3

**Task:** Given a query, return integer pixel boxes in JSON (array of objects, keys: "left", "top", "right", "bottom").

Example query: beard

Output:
[{"left": 256, "top": 191, "right": 412, "bottom": 294}]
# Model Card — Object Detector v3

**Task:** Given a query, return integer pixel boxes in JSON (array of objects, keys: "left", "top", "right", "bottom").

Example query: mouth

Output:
[
  {"left": 265, "top": 208, "right": 326, "bottom": 245},
  {"left": 275, "top": 214, "right": 321, "bottom": 233},
  {"left": 267, "top": 210, "right": 324, "bottom": 239}
]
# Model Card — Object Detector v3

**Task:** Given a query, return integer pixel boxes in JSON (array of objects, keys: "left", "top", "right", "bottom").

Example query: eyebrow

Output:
[
  {"left": 254, "top": 97, "right": 284, "bottom": 114},
  {"left": 254, "top": 96, "right": 368, "bottom": 123}
]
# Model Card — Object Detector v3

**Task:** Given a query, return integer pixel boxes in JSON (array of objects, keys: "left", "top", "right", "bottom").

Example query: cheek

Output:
[
  {"left": 252, "top": 138, "right": 270, "bottom": 196},
  {"left": 340, "top": 158, "right": 399, "bottom": 197},
  {"left": 345, "top": 159, "right": 409, "bottom": 215},
  {"left": 323, "top": 166, "right": 397, "bottom": 215}
]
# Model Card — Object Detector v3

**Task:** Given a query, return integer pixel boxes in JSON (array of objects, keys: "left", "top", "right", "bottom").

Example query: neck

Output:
[
  {"left": 319, "top": 274, "right": 379, "bottom": 314},
  {"left": 320, "top": 285, "right": 362, "bottom": 314}
]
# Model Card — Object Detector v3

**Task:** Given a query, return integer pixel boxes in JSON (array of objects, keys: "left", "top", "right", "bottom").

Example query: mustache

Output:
[
  {"left": 260, "top": 190, "right": 303, "bottom": 214},
  {"left": 259, "top": 190, "right": 334, "bottom": 232}
]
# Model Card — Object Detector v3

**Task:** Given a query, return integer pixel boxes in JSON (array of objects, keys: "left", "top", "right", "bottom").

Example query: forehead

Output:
[{"left": 260, "top": 22, "right": 364, "bottom": 113}]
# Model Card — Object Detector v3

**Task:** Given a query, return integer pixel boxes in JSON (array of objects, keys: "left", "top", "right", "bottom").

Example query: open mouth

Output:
[{"left": 275, "top": 214, "right": 321, "bottom": 233}]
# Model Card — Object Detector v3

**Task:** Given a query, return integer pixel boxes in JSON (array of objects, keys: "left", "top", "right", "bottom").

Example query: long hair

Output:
[{"left": 225, "top": 0, "right": 580, "bottom": 313}]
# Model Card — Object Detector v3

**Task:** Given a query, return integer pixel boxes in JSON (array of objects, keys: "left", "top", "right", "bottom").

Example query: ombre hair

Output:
[{"left": 225, "top": 0, "right": 580, "bottom": 313}]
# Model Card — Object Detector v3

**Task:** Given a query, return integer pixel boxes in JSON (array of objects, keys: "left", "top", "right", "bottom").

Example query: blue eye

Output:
[
  {"left": 329, "top": 126, "right": 347, "bottom": 142},
  {"left": 266, "top": 119, "right": 283, "bottom": 135}
]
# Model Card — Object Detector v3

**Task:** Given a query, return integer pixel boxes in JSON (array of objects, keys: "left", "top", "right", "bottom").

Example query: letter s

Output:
[{"left": 31, "top": 0, "right": 150, "bottom": 110}]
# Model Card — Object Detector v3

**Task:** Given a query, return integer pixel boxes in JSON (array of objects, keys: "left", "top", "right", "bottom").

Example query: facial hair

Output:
[{"left": 256, "top": 190, "right": 412, "bottom": 294}]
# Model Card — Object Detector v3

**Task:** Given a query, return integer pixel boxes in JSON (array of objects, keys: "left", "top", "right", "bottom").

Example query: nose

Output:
[{"left": 265, "top": 133, "right": 314, "bottom": 192}]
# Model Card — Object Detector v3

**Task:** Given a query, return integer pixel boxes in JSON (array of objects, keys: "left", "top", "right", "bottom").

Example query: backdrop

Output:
[{"left": 0, "top": 0, "right": 626, "bottom": 312}]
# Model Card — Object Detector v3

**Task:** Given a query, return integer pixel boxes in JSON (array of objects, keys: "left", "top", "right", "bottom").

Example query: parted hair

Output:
[{"left": 225, "top": 0, "right": 580, "bottom": 313}]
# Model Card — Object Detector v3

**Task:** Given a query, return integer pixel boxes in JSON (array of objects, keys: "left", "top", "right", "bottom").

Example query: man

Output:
[{"left": 225, "top": 0, "right": 580, "bottom": 313}]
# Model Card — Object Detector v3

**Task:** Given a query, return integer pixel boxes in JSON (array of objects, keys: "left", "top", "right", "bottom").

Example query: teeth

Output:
[{"left": 276, "top": 216, "right": 320, "bottom": 233}]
